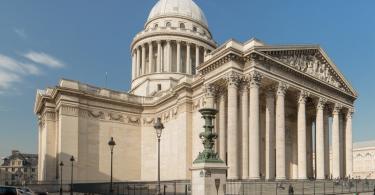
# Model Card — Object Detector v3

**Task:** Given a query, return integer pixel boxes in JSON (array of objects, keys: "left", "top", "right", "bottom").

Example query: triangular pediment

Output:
[{"left": 257, "top": 47, "right": 357, "bottom": 97}]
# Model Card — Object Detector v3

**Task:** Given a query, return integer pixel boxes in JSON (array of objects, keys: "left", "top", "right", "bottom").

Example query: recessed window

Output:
[
  {"left": 157, "top": 84, "right": 162, "bottom": 91},
  {"left": 180, "top": 23, "right": 185, "bottom": 29},
  {"left": 193, "top": 26, "right": 197, "bottom": 32},
  {"left": 166, "top": 22, "right": 172, "bottom": 27},
  {"left": 154, "top": 23, "right": 159, "bottom": 28}
]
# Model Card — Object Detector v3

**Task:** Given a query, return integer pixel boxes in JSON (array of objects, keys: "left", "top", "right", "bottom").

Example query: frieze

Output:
[
  {"left": 78, "top": 108, "right": 141, "bottom": 126},
  {"left": 262, "top": 50, "right": 349, "bottom": 93},
  {"left": 60, "top": 106, "right": 79, "bottom": 116},
  {"left": 108, "top": 113, "right": 124, "bottom": 122}
]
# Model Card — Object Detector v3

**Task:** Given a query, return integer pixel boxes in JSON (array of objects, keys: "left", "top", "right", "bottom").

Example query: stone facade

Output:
[
  {"left": 34, "top": 0, "right": 357, "bottom": 182},
  {"left": 352, "top": 141, "right": 375, "bottom": 179},
  {"left": 0, "top": 150, "right": 38, "bottom": 185}
]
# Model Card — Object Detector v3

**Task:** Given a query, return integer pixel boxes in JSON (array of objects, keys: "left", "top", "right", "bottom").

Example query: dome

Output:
[{"left": 147, "top": 0, "right": 208, "bottom": 27}]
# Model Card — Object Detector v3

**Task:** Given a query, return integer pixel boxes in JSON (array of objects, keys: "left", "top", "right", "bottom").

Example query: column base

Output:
[
  {"left": 276, "top": 177, "right": 286, "bottom": 180},
  {"left": 248, "top": 176, "right": 261, "bottom": 180}
]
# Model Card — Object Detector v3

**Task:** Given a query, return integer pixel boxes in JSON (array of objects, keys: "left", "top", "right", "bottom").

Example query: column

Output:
[
  {"left": 339, "top": 111, "right": 345, "bottom": 176},
  {"left": 157, "top": 41, "right": 162, "bottom": 73},
  {"left": 297, "top": 91, "right": 308, "bottom": 180},
  {"left": 196, "top": 45, "right": 200, "bottom": 68},
  {"left": 131, "top": 51, "right": 136, "bottom": 79},
  {"left": 186, "top": 43, "right": 191, "bottom": 74},
  {"left": 148, "top": 42, "right": 153, "bottom": 74},
  {"left": 219, "top": 93, "right": 227, "bottom": 162},
  {"left": 225, "top": 73, "right": 240, "bottom": 179},
  {"left": 176, "top": 41, "right": 181, "bottom": 73},
  {"left": 204, "top": 49, "right": 208, "bottom": 57},
  {"left": 136, "top": 47, "right": 141, "bottom": 76},
  {"left": 306, "top": 117, "right": 313, "bottom": 178},
  {"left": 324, "top": 108, "right": 330, "bottom": 179},
  {"left": 141, "top": 44, "right": 146, "bottom": 75},
  {"left": 240, "top": 82, "right": 249, "bottom": 179},
  {"left": 165, "top": 40, "right": 171, "bottom": 72},
  {"left": 316, "top": 98, "right": 326, "bottom": 179},
  {"left": 265, "top": 87, "right": 275, "bottom": 180},
  {"left": 276, "top": 83, "right": 288, "bottom": 180},
  {"left": 249, "top": 72, "right": 262, "bottom": 179},
  {"left": 345, "top": 109, "right": 353, "bottom": 177},
  {"left": 332, "top": 104, "right": 341, "bottom": 179}
]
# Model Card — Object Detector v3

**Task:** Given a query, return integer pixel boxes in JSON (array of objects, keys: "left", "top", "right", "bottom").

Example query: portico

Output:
[{"left": 199, "top": 40, "right": 357, "bottom": 180}]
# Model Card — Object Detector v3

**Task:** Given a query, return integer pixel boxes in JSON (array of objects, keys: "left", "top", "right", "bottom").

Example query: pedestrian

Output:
[{"left": 288, "top": 184, "right": 294, "bottom": 195}]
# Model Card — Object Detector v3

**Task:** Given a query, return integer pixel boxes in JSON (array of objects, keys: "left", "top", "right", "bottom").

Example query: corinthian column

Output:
[
  {"left": 249, "top": 72, "right": 262, "bottom": 180},
  {"left": 218, "top": 92, "right": 227, "bottom": 163},
  {"left": 148, "top": 42, "right": 153, "bottom": 74},
  {"left": 176, "top": 41, "right": 181, "bottom": 73},
  {"left": 240, "top": 82, "right": 249, "bottom": 179},
  {"left": 276, "top": 82, "right": 288, "bottom": 180},
  {"left": 345, "top": 109, "right": 354, "bottom": 177},
  {"left": 297, "top": 91, "right": 308, "bottom": 180},
  {"left": 136, "top": 47, "right": 141, "bottom": 76},
  {"left": 332, "top": 104, "right": 341, "bottom": 178},
  {"left": 324, "top": 108, "right": 330, "bottom": 178},
  {"left": 141, "top": 44, "right": 146, "bottom": 75},
  {"left": 265, "top": 87, "right": 276, "bottom": 180},
  {"left": 316, "top": 98, "right": 327, "bottom": 179},
  {"left": 131, "top": 51, "right": 136, "bottom": 79},
  {"left": 166, "top": 40, "right": 171, "bottom": 72},
  {"left": 225, "top": 72, "right": 240, "bottom": 179},
  {"left": 196, "top": 45, "right": 200, "bottom": 68},
  {"left": 186, "top": 43, "right": 191, "bottom": 74},
  {"left": 157, "top": 41, "right": 162, "bottom": 73}
]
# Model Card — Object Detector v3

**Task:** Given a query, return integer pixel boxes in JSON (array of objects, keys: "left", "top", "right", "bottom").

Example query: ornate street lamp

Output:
[
  {"left": 59, "top": 161, "right": 64, "bottom": 195},
  {"left": 154, "top": 117, "right": 164, "bottom": 195},
  {"left": 108, "top": 137, "right": 116, "bottom": 195},
  {"left": 70, "top": 156, "right": 75, "bottom": 195}
]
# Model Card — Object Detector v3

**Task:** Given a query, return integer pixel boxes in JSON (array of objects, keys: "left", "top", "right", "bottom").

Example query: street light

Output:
[
  {"left": 59, "top": 161, "right": 64, "bottom": 195},
  {"left": 108, "top": 137, "right": 116, "bottom": 195},
  {"left": 70, "top": 156, "right": 75, "bottom": 195},
  {"left": 154, "top": 117, "right": 164, "bottom": 195}
]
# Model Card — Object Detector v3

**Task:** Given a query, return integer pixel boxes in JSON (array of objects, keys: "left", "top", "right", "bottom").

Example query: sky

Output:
[{"left": 0, "top": 0, "right": 374, "bottom": 158}]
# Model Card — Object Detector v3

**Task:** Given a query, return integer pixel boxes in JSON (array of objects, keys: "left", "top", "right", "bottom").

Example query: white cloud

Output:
[
  {"left": 0, "top": 71, "right": 21, "bottom": 91},
  {"left": 0, "top": 54, "right": 41, "bottom": 75},
  {"left": 24, "top": 51, "right": 65, "bottom": 68},
  {"left": 14, "top": 28, "right": 27, "bottom": 39}
]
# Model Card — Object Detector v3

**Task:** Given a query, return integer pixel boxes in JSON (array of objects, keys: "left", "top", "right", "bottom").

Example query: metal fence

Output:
[
  {"left": 73, "top": 181, "right": 191, "bottom": 195},
  {"left": 225, "top": 179, "right": 375, "bottom": 195}
]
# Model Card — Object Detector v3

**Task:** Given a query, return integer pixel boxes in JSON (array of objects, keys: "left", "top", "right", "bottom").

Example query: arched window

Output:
[
  {"left": 154, "top": 23, "right": 159, "bottom": 28},
  {"left": 192, "top": 26, "right": 197, "bottom": 32},
  {"left": 180, "top": 23, "right": 185, "bottom": 29},
  {"left": 166, "top": 22, "right": 172, "bottom": 27}
]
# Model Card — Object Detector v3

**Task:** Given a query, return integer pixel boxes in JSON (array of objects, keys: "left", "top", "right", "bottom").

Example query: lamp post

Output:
[
  {"left": 70, "top": 156, "right": 75, "bottom": 195},
  {"left": 154, "top": 117, "right": 164, "bottom": 195},
  {"left": 59, "top": 161, "right": 64, "bottom": 195},
  {"left": 108, "top": 137, "right": 116, "bottom": 195}
]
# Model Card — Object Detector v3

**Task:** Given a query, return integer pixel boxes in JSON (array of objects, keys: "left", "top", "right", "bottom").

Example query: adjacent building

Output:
[
  {"left": 0, "top": 150, "right": 38, "bottom": 185},
  {"left": 353, "top": 140, "right": 375, "bottom": 179},
  {"left": 34, "top": 0, "right": 357, "bottom": 182}
]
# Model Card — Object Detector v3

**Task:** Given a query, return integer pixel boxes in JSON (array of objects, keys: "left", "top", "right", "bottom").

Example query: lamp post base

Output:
[{"left": 191, "top": 162, "right": 228, "bottom": 195}]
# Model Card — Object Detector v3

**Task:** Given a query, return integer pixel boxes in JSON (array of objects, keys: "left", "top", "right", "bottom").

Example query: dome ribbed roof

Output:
[{"left": 147, "top": 0, "right": 208, "bottom": 27}]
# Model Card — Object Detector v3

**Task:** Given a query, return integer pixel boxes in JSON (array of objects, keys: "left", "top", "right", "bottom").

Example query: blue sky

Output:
[{"left": 0, "top": 0, "right": 374, "bottom": 157}]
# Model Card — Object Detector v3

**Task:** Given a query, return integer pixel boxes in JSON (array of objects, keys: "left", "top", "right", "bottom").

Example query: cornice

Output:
[{"left": 131, "top": 31, "right": 217, "bottom": 49}]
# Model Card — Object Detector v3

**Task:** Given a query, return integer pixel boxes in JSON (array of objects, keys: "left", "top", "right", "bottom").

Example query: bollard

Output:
[{"left": 185, "top": 184, "right": 188, "bottom": 195}]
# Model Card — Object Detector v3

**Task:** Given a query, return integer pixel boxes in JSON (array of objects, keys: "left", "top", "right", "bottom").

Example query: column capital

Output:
[
  {"left": 239, "top": 81, "right": 249, "bottom": 93},
  {"left": 332, "top": 104, "right": 343, "bottom": 115},
  {"left": 141, "top": 44, "right": 146, "bottom": 48},
  {"left": 298, "top": 91, "right": 310, "bottom": 104},
  {"left": 265, "top": 85, "right": 277, "bottom": 98},
  {"left": 157, "top": 40, "right": 162, "bottom": 44},
  {"left": 248, "top": 71, "right": 263, "bottom": 88},
  {"left": 224, "top": 72, "right": 241, "bottom": 87},
  {"left": 176, "top": 40, "right": 181, "bottom": 44},
  {"left": 316, "top": 97, "right": 328, "bottom": 110},
  {"left": 148, "top": 41, "right": 153, "bottom": 45},
  {"left": 203, "top": 83, "right": 221, "bottom": 98},
  {"left": 346, "top": 108, "right": 354, "bottom": 119},
  {"left": 276, "top": 82, "right": 289, "bottom": 96}
]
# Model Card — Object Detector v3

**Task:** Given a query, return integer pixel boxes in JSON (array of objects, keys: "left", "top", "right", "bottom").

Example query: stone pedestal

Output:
[
  {"left": 191, "top": 163, "right": 228, "bottom": 195},
  {"left": 191, "top": 107, "right": 227, "bottom": 195}
]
